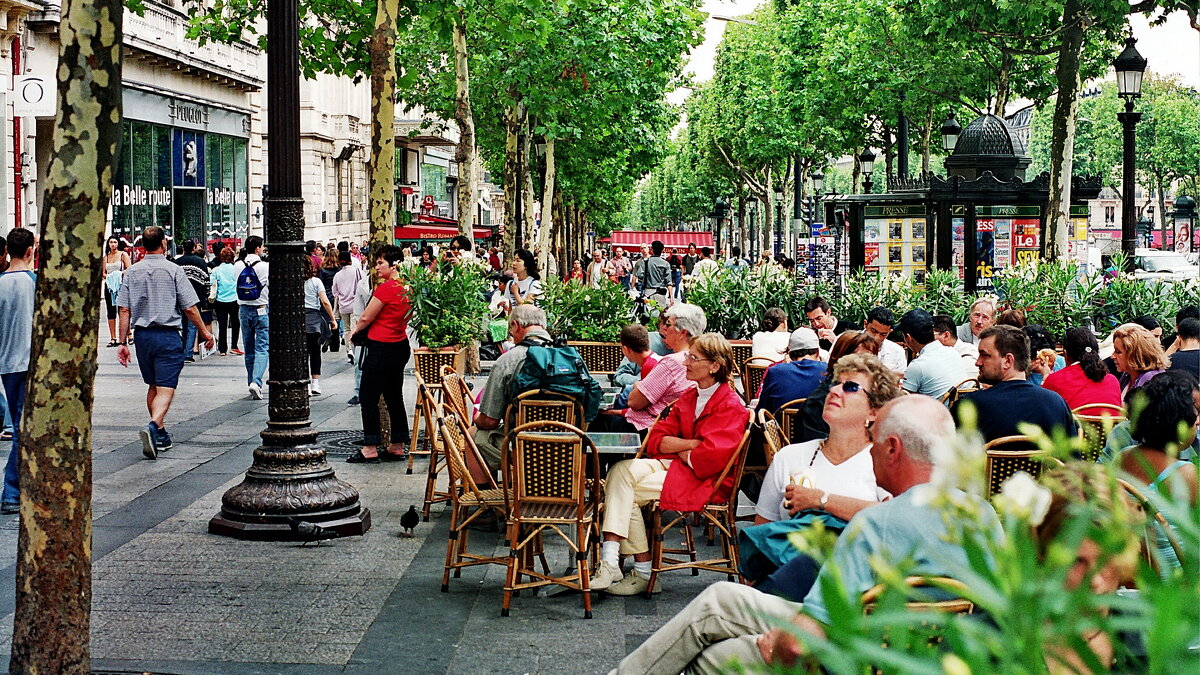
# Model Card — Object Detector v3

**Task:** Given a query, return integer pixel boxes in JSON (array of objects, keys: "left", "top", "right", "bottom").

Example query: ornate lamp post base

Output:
[{"left": 209, "top": 441, "right": 371, "bottom": 540}]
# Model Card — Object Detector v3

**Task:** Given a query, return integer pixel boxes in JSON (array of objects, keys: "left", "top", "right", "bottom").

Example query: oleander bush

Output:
[{"left": 539, "top": 277, "right": 635, "bottom": 343}]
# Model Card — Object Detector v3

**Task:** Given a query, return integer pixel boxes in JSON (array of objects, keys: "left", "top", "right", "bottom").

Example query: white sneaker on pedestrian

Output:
[
  {"left": 310, "top": 380, "right": 321, "bottom": 396},
  {"left": 605, "top": 568, "right": 661, "bottom": 596},
  {"left": 588, "top": 560, "right": 624, "bottom": 591},
  {"left": 248, "top": 382, "right": 262, "bottom": 400}
]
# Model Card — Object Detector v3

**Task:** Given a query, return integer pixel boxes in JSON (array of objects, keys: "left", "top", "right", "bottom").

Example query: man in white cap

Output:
[{"left": 755, "top": 327, "right": 827, "bottom": 415}]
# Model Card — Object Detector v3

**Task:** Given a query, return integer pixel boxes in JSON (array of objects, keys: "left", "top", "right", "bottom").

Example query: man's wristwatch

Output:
[{"left": 818, "top": 491, "right": 830, "bottom": 508}]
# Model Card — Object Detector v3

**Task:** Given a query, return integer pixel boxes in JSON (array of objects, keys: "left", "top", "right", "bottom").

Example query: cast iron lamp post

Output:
[
  {"left": 714, "top": 196, "right": 728, "bottom": 256},
  {"left": 811, "top": 171, "right": 824, "bottom": 231},
  {"left": 210, "top": 0, "right": 369, "bottom": 539},
  {"left": 773, "top": 185, "right": 784, "bottom": 256},
  {"left": 859, "top": 150, "right": 876, "bottom": 194},
  {"left": 1114, "top": 37, "right": 1147, "bottom": 268},
  {"left": 940, "top": 113, "right": 962, "bottom": 154}
]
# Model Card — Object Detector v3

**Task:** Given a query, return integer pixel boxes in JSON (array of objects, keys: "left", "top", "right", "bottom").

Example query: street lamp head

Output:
[
  {"left": 811, "top": 172, "right": 824, "bottom": 193},
  {"left": 774, "top": 184, "right": 784, "bottom": 199},
  {"left": 1113, "top": 37, "right": 1147, "bottom": 99},
  {"left": 534, "top": 137, "right": 547, "bottom": 157},
  {"left": 940, "top": 112, "right": 962, "bottom": 153},
  {"left": 858, "top": 149, "right": 876, "bottom": 175}
]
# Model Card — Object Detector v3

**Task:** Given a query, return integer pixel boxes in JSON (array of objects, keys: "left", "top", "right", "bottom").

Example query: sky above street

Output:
[{"left": 680, "top": 0, "right": 1200, "bottom": 100}]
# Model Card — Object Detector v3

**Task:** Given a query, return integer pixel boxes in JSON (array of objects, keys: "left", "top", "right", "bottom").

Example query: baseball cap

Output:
[
  {"left": 788, "top": 327, "right": 820, "bottom": 351},
  {"left": 898, "top": 309, "right": 934, "bottom": 335}
]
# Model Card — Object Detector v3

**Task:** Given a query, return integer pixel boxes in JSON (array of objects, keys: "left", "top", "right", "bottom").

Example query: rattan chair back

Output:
[
  {"left": 776, "top": 398, "right": 806, "bottom": 443},
  {"left": 757, "top": 409, "right": 788, "bottom": 466},
  {"left": 729, "top": 341, "right": 753, "bottom": 375},
  {"left": 440, "top": 365, "right": 474, "bottom": 422},
  {"left": 984, "top": 435, "right": 1051, "bottom": 497},
  {"left": 1073, "top": 409, "right": 1126, "bottom": 463},
  {"left": 740, "top": 357, "right": 775, "bottom": 405},
  {"left": 1118, "top": 478, "right": 1187, "bottom": 573},
  {"left": 439, "top": 409, "right": 497, "bottom": 497},
  {"left": 505, "top": 389, "right": 584, "bottom": 432}
]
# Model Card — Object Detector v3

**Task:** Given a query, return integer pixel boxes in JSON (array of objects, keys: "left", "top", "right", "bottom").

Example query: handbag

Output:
[{"left": 350, "top": 328, "right": 369, "bottom": 347}]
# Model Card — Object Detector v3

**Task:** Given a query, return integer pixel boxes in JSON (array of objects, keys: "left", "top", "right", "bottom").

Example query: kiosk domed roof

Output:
[{"left": 953, "top": 114, "right": 1026, "bottom": 157}]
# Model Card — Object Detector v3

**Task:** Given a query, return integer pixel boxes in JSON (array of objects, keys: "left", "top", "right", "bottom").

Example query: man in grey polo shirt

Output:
[
  {"left": 116, "top": 226, "right": 214, "bottom": 459},
  {"left": 899, "top": 308, "right": 965, "bottom": 398},
  {"left": 472, "top": 304, "right": 554, "bottom": 471}
]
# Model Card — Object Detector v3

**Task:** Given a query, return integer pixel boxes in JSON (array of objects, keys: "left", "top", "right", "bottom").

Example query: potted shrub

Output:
[
  {"left": 540, "top": 277, "right": 634, "bottom": 374},
  {"left": 404, "top": 262, "right": 490, "bottom": 384}
]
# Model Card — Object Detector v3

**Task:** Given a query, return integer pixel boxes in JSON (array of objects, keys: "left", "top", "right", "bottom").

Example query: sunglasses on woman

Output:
[{"left": 838, "top": 380, "right": 866, "bottom": 394}]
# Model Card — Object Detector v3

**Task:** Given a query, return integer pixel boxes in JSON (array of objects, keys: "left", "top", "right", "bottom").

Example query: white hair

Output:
[
  {"left": 666, "top": 303, "right": 707, "bottom": 339},
  {"left": 873, "top": 395, "right": 954, "bottom": 465}
]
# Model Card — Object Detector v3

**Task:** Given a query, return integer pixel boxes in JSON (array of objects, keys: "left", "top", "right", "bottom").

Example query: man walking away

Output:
[
  {"left": 0, "top": 228, "right": 37, "bottom": 512},
  {"left": 332, "top": 251, "right": 363, "bottom": 363},
  {"left": 235, "top": 235, "right": 270, "bottom": 399},
  {"left": 174, "top": 239, "right": 210, "bottom": 363},
  {"left": 116, "top": 226, "right": 214, "bottom": 459}
]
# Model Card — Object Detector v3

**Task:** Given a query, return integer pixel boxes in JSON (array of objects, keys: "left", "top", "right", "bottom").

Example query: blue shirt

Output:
[
  {"left": 211, "top": 263, "right": 238, "bottom": 303},
  {"left": 802, "top": 487, "right": 1002, "bottom": 625},
  {"left": 953, "top": 379, "right": 1076, "bottom": 441},
  {"left": 902, "top": 341, "right": 966, "bottom": 397},
  {"left": 0, "top": 271, "right": 36, "bottom": 375},
  {"left": 756, "top": 359, "right": 827, "bottom": 414}
]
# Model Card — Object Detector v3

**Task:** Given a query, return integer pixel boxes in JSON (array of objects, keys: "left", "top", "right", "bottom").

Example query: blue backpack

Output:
[
  {"left": 509, "top": 339, "right": 603, "bottom": 422},
  {"left": 236, "top": 261, "right": 263, "bottom": 301}
]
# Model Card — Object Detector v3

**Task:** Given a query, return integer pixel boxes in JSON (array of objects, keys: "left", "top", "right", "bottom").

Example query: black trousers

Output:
[
  {"left": 306, "top": 332, "right": 323, "bottom": 376},
  {"left": 359, "top": 339, "right": 411, "bottom": 445},
  {"left": 213, "top": 300, "right": 240, "bottom": 353}
]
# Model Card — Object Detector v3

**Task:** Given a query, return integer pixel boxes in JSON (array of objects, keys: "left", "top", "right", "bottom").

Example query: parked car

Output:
[{"left": 1132, "top": 249, "right": 1199, "bottom": 283}]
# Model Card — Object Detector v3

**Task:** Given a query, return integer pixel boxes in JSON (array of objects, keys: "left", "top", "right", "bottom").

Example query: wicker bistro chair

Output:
[
  {"left": 983, "top": 435, "right": 1058, "bottom": 498},
  {"left": 757, "top": 409, "right": 788, "bottom": 466},
  {"left": 499, "top": 421, "right": 602, "bottom": 618},
  {"left": 776, "top": 398, "right": 806, "bottom": 444},
  {"left": 729, "top": 341, "right": 754, "bottom": 376},
  {"left": 859, "top": 576, "right": 975, "bottom": 674},
  {"left": 645, "top": 429, "right": 753, "bottom": 596},
  {"left": 439, "top": 411, "right": 510, "bottom": 593},
  {"left": 416, "top": 381, "right": 454, "bottom": 521},
  {"left": 504, "top": 390, "right": 585, "bottom": 433},
  {"left": 740, "top": 357, "right": 775, "bottom": 406},
  {"left": 1071, "top": 404, "right": 1126, "bottom": 463},
  {"left": 1118, "top": 479, "right": 1187, "bottom": 574},
  {"left": 406, "top": 352, "right": 460, "bottom": 474},
  {"left": 440, "top": 365, "right": 474, "bottom": 423},
  {"left": 940, "top": 378, "right": 982, "bottom": 406}
]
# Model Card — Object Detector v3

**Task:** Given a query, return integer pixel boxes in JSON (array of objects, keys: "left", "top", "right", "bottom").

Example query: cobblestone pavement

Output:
[{"left": 0, "top": 333, "right": 737, "bottom": 674}]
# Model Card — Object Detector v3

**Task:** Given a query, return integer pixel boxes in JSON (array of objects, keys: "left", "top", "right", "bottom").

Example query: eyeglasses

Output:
[
  {"left": 836, "top": 380, "right": 867, "bottom": 395},
  {"left": 685, "top": 354, "right": 712, "bottom": 364}
]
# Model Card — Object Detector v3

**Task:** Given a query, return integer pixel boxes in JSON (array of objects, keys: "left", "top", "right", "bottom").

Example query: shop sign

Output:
[
  {"left": 169, "top": 100, "right": 211, "bottom": 128},
  {"left": 112, "top": 184, "right": 172, "bottom": 207},
  {"left": 207, "top": 187, "right": 247, "bottom": 206},
  {"left": 13, "top": 76, "right": 54, "bottom": 117}
]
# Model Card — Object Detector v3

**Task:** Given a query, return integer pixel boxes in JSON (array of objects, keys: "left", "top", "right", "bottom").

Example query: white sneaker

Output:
[
  {"left": 588, "top": 560, "right": 624, "bottom": 591},
  {"left": 248, "top": 383, "right": 262, "bottom": 400},
  {"left": 606, "top": 568, "right": 661, "bottom": 596},
  {"left": 310, "top": 381, "right": 321, "bottom": 396}
]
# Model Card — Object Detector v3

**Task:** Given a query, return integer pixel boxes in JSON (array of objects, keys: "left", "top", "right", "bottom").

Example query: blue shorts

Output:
[{"left": 134, "top": 326, "right": 185, "bottom": 389}]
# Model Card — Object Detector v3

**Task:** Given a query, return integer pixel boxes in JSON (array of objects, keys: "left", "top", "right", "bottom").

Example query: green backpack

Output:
[{"left": 509, "top": 338, "right": 603, "bottom": 422}]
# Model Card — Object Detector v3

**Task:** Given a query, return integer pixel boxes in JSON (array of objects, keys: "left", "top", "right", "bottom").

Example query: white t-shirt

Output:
[
  {"left": 756, "top": 439, "right": 890, "bottom": 522},
  {"left": 751, "top": 331, "right": 789, "bottom": 362},
  {"left": 877, "top": 338, "right": 909, "bottom": 375},
  {"left": 506, "top": 275, "right": 543, "bottom": 306}
]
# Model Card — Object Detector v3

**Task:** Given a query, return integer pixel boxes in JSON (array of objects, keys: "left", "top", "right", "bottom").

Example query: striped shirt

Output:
[
  {"left": 625, "top": 351, "right": 694, "bottom": 430},
  {"left": 115, "top": 254, "right": 199, "bottom": 329}
]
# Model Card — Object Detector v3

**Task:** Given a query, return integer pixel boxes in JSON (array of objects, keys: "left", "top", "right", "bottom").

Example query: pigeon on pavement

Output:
[
  {"left": 400, "top": 505, "right": 420, "bottom": 538},
  {"left": 287, "top": 517, "right": 339, "bottom": 546}
]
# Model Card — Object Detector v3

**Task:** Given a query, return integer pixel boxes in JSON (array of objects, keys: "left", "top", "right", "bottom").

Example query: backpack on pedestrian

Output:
[
  {"left": 236, "top": 261, "right": 263, "bottom": 301},
  {"left": 509, "top": 338, "right": 603, "bottom": 422}
]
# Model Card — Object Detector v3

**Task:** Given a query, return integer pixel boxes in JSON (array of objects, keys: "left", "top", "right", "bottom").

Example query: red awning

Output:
[
  {"left": 607, "top": 230, "right": 714, "bottom": 250},
  {"left": 394, "top": 223, "right": 494, "bottom": 241}
]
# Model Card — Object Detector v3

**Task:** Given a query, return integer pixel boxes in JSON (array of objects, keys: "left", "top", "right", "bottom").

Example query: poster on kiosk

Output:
[{"left": 974, "top": 205, "right": 1041, "bottom": 290}]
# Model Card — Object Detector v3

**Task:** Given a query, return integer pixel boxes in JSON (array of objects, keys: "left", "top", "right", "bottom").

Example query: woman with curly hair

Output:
[{"left": 1111, "top": 323, "right": 1170, "bottom": 404}]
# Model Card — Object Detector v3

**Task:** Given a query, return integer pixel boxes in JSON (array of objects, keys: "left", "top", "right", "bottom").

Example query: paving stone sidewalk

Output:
[{"left": 0, "top": 335, "right": 735, "bottom": 674}]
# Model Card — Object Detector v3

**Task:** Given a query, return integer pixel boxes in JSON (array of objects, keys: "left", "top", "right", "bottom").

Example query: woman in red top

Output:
[
  {"left": 1043, "top": 327, "right": 1122, "bottom": 415},
  {"left": 347, "top": 245, "right": 413, "bottom": 463},
  {"left": 566, "top": 259, "right": 585, "bottom": 283},
  {"left": 589, "top": 333, "right": 750, "bottom": 596}
]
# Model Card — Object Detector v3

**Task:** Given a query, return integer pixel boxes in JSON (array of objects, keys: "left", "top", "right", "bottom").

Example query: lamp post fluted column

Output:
[
  {"left": 1118, "top": 99, "right": 1142, "bottom": 267},
  {"left": 209, "top": 0, "right": 370, "bottom": 539}
]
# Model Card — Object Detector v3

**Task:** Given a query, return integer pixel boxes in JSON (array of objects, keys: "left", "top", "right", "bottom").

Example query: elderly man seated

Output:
[
  {"left": 590, "top": 303, "right": 708, "bottom": 434},
  {"left": 472, "top": 304, "right": 555, "bottom": 471},
  {"left": 609, "top": 395, "right": 1002, "bottom": 675}
]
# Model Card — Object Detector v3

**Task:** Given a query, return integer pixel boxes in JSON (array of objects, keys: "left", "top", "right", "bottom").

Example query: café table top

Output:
[{"left": 586, "top": 431, "right": 642, "bottom": 455}]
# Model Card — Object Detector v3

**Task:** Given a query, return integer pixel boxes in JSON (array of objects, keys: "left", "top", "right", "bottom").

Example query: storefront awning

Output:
[
  {"left": 605, "top": 230, "right": 714, "bottom": 250},
  {"left": 394, "top": 223, "right": 493, "bottom": 241}
]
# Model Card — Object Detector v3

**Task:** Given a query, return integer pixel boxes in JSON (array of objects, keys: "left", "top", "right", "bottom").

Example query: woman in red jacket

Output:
[{"left": 590, "top": 332, "right": 750, "bottom": 597}]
